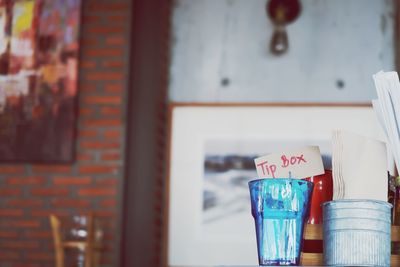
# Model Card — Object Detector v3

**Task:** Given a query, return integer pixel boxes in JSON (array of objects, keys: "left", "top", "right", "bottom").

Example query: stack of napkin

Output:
[{"left": 332, "top": 130, "right": 387, "bottom": 201}]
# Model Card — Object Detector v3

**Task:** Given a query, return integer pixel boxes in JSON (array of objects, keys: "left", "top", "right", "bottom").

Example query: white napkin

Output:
[
  {"left": 332, "top": 130, "right": 344, "bottom": 199},
  {"left": 332, "top": 130, "right": 387, "bottom": 201},
  {"left": 373, "top": 71, "right": 400, "bottom": 175}
]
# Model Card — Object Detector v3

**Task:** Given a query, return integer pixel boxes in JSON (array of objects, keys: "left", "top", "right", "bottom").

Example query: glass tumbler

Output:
[{"left": 249, "top": 178, "right": 313, "bottom": 266}]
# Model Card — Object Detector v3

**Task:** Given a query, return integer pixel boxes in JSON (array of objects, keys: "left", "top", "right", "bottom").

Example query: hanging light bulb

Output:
[
  {"left": 270, "top": 25, "right": 288, "bottom": 55},
  {"left": 267, "top": 0, "right": 301, "bottom": 56}
]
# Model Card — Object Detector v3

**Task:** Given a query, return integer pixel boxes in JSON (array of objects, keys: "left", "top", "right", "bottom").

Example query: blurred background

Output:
[{"left": 0, "top": 0, "right": 397, "bottom": 267}]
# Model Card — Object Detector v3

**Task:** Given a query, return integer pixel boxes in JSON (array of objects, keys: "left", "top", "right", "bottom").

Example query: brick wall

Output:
[{"left": 0, "top": 0, "right": 131, "bottom": 266}]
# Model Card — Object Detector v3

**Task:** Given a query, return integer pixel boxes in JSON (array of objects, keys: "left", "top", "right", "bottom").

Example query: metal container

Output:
[{"left": 323, "top": 199, "right": 392, "bottom": 267}]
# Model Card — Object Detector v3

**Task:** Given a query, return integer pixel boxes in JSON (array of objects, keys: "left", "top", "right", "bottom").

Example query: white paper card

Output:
[
  {"left": 333, "top": 130, "right": 388, "bottom": 201},
  {"left": 254, "top": 146, "right": 325, "bottom": 179}
]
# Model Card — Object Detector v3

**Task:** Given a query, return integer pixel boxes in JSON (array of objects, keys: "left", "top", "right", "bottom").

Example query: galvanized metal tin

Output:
[{"left": 323, "top": 199, "right": 392, "bottom": 267}]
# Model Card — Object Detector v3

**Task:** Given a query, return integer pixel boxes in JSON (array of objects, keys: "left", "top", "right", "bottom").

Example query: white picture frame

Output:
[{"left": 165, "top": 103, "right": 385, "bottom": 267}]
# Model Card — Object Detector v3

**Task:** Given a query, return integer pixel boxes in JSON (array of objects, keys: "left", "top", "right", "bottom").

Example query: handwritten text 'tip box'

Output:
[{"left": 254, "top": 146, "right": 325, "bottom": 179}]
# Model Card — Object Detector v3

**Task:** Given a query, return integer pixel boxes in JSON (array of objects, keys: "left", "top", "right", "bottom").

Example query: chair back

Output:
[{"left": 49, "top": 214, "right": 103, "bottom": 267}]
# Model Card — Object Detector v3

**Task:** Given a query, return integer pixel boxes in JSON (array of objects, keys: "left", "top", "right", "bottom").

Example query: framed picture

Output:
[
  {"left": 165, "top": 103, "right": 385, "bottom": 267},
  {"left": 0, "top": 0, "right": 82, "bottom": 162}
]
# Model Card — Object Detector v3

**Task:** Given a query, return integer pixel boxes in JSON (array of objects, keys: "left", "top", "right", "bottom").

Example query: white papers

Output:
[
  {"left": 332, "top": 130, "right": 388, "bottom": 201},
  {"left": 373, "top": 71, "right": 400, "bottom": 173},
  {"left": 332, "top": 131, "right": 344, "bottom": 199}
]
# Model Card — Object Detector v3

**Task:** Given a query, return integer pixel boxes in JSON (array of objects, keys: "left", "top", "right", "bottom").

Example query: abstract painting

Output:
[{"left": 0, "top": 0, "right": 81, "bottom": 162}]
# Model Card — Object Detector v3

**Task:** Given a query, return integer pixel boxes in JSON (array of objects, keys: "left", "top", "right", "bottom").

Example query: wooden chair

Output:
[
  {"left": 49, "top": 214, "right": 103, "bottom": 267},
  {"left": 301, "top": 224, "right": 400, "bottom": 266}
]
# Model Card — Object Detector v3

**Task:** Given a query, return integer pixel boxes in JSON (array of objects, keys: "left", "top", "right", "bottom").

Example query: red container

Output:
[
  {"left": 303, "top": 170, "right": 333, "bottom": 253},
  {"left": 304, "top": 170, "right": 333, "bottom": 224}
]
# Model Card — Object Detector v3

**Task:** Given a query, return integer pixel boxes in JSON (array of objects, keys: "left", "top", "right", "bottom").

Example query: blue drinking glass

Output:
[{"left": 249, "top": 178, "right": 313, "bottom": 266}]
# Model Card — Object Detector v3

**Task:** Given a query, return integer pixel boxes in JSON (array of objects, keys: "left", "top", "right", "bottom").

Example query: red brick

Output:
[
  {"left": 30, "top": 210, "right": 70, "bottom": 218},
  {"left": 0, "top": 188, "right": 21, "bottom": 196},
  {"left": 78, "top": 187, "right": 116, "bottom": 196},
  {"left": 101, "top": 255, "right": 114, "bottom": 265},
  {"left": 100, "top": 220, "right": 116, "bottom": 230},
  {"left": 105, "top": 84, "right": 123, "bottom": 93},
  {"left": 8, "top": 199, "right": 43, "bottom": 207},
  {"left": 87, "top": 49, "right": 123, "bottom": 57},
  {"left": 0, "top": 209, "right": 23, "bottom": 217},
  {"left": 0, "top": 251, "right": 19, "bottom": 260},
  {"left": 80, "top": 82, "right": 97, "bottom": 93},
  {"left": 88, "top": 3, "right": 129, "bottom": 12},
  {"left": 83, "top": 96, "right": 122, "bottom": 105},
  {"left": 82, "top": 14, "right": 101, "bottom": 24},
  {"left": 24, "top": 231, "right": 52, "bottom": 239},
  {"left": 81, "top": 37, "right": 98, "bottom": 47},
  {"left": 51, "top": 198, "right": 91, "bottom": 208},
  {"left": 104, "top": 130, "right": 121, "bottom": 139},
  {"left": 82, "top": 119, "right": 122, "bottom": 127},
  {"left": 78, "top": 130, "right": 97, "bottom": 138},
  {"left": 101, "top": 235, "right": 117, "bottom": 246},
  {"left": 77, "top": 153, "right": 94, "bottom": 161},
  {"left": 102, "top": 60, "right": 124, "bottom": 69},
  {"left": 105, "top": 36, "right": 125, "bottom": 45},
  {"left": 25, "top": 253, "right": 53, "bottom": 261},
  {"left": 106, "top": 14, "right": 129, "bottom": 23},
  {"left": 79, "top": 165, "right": 119, "bottom": 174},
  {"left": 31, "top": 165, "right": 72, "bottom": 173},
  {"left": 0, "top": 166, "right": 25, "bottom": 174},
  {"left": 100, "top": 198, "right": 117, "bottom": 208},
  {"left": 101, "top": 152, "right": 121, "bottom": 161},
  {"left": 100, "top": 107, "right": 122, "bottom": 116},
  {"left": 0, "top": 240, "right": 40, "bottom": 249},
  {"left": 0, "top": 231, "right": 18, "bottom": 238},
  {"left": 93, "top": 210, "right": 116, "bottom": 217},
  {"left": 31, "top": 188, "right": 69, "bottom": 196},
  {"left": 11, "top": 263, "right": 41, "bottom": 267},
  {"left": 96, "top": 177, "right": 118, "bottom": 186},
  {"left": 86, "top": 72, "right": 124, "bottom": 81},
  {"left": 1, "top": 220, "right": 41, "bottom": 228},
  {"left": 79, "top": 107, "right": 96, "bottom": 117},
  {"left": 87, "top": 26, "right": 125, "bottom": 34},
  {"left": 100, "top": 243, "right": 115, "bottom": 252},
  {"left": 53, "top": 176, "right": 92, "bottom": 185},
  {"left": 81, "top": 60, "right": 97, "bottom": 69},
  {"left": 6, "top": 176, "right": 45, "bottom": 185},
  {"left": 80, "top": 141, "right": 120, "bottom": 150}
]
